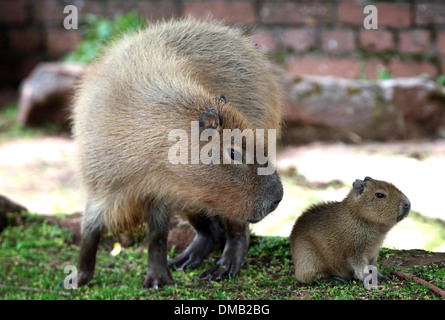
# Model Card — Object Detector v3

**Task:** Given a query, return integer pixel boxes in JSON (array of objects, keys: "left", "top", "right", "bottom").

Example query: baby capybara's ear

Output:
[{"left": 199, "top": 108, "right": 222, "bottom": 130}]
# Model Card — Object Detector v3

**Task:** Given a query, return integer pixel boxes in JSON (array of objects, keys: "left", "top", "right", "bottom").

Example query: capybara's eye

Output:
[
  {"left": 229, "top": 148, "right": 242, "bottom": 162},
  {"left": 375, "top": 193, "right": 387, "bottom": 199}
]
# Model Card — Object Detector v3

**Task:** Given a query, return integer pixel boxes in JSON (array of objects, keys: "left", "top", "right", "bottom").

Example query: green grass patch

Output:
[
  {"left": 0, "top": 103, "right": 60, "bottom": 143},
  {"left": 0, "top": 216, "right": 444, "bottom": 300}
]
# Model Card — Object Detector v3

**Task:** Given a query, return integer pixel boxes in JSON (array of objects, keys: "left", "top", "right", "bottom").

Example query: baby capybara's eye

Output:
[{"left": 375, "top": 193, "right": 387, "bottom": 199}]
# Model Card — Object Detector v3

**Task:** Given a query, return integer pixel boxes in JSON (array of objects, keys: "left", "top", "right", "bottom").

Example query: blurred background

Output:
[{"left": 0, "top": 0, "right": 444, "bottom": 252}]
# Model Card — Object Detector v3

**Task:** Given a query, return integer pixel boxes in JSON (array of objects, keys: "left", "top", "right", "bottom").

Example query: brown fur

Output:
[
  {"left": 72, "top": 19, "right": 283, "bottom": 288},
  {"left": 289, "top": 177, "right": 411, "bottom": 283},
  {"left": 73, "top": 18, "right": 283, "bottom": 233}
]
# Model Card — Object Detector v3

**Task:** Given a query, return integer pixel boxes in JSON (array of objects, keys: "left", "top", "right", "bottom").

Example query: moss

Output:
[
  {"left": 300, "top": 83, "right": 322, "bottom": 99},
  {"left": 293, "top": 76, "right": 303, "bottom": 84},
  {"left": 266, "top": 49, "right": 288, "bottom": 68},
  {"left": 346, "top": 87, "right": 361, "bottom": 96}
]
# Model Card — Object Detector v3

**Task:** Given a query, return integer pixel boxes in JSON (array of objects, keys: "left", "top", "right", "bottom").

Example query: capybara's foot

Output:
[
  {"left": 378, "top": 272, "right": 390, "bottom": 282},
  {"left": 168, "top": 215, "right": 224, "bottom": 270},
  {"left": 168, "top": 248, "right": 207, "bottom": 270},
  {"left": 321, "top": 276, "right": 349, "bottom": 284},
  {"left": 77, "top": 270, "right": 94, "bottom": 287},
  {"left": 168, "top": 234, "right": 220, "bottom": 270},
  {"left": 198, "top": 242, "right": 246, "bottom": 281},
  {"left": 144, "top": 268, "right": 174, "bottom": 289},
  {"left": 57, "top": 269, "right": 92, "bottom": 290},
  {"left": 199, "top": 260, "right": 240, "bottom": 281}
]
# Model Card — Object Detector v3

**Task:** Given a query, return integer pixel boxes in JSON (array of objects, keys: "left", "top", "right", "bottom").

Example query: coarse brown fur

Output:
[
  {"left": 72, "top": 18, "right": 283, "bottom": 288},
  {"left": 289, "top": 177, "right": 411, "bottom": 284}
]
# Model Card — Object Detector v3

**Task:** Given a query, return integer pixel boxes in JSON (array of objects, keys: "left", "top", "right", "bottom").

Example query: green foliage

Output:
[
  {"left": 0, "top": 103, "right": 60, "bottom": 142},
  {"left": 377, "top": 66, "right": 393, "bottom": 81},
  {"left": 63, "top": 11, "right": 146, "bottom": 64},
  {"left": 1, "top": 219, "right": 444, "bottom": 300},
  {"left": 437, "top": 75, "right": 445, "bottom": 86}
]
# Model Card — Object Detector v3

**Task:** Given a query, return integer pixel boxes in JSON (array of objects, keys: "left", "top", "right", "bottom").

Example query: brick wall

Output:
[{"left": 2, "top": 0, "right": 445, "bottom": 100}]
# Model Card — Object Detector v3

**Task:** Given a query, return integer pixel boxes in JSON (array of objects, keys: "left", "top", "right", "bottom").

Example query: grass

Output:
[
  {"left": 0, "top": 215, "right": 444, "bottom": 300},
  {"left": 0, "top": 103, "right": 61, "bottom": 143}
]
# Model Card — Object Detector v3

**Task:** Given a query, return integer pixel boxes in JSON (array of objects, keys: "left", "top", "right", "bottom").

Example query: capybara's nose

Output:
[
  {"left": 403, "top": 201, "right": 411, "bottom": 212},
  {"left": 269, "top": 182, "right": 283, "bottom": 212}
]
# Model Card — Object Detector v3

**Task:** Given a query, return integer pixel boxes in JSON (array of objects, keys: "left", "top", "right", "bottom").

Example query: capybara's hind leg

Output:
[
  {"left": 144, "top": 205, "right": 173, "bottom": 289},
  {"left": 77, "top": 202, "right": 102, "bottom": 287},
  {"left": 199, "top": 219, "right": 250, "bottom": 281},
  {"left": 168, "top": 212, "right": 224, "bottom": 270}
]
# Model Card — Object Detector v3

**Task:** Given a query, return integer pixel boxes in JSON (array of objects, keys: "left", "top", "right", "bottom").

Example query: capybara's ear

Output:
[
  {"left": 199, "top": 108, "right": 222, "bottom": 130},
  {"left": 353, "top": 179, "right": 366, "bottom": 196},
  {"left": 217, "top": 95, "right": 227, "bottom": 104}
]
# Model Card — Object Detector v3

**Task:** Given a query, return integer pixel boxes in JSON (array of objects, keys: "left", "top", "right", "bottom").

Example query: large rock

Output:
[
  {"left": 17, "top": 62, "right": 445, "bottom": 144},
  {"left": 18, "top": 62, "right": 84, "bottom": 130},
  {"left": 282, "top": 76, "right": 445, "bottom": 144}
]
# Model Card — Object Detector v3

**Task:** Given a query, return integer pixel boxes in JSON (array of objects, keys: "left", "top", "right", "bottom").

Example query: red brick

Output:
[
  {"left": 250, "top": 30, "right": 278, "bottom": 53},
  {"left": 359, "top": 30, "right": 394, "bottom": 52},
  {"left": 0, "top": 0, "right": 27, "bottom": 24},
  {"left": 136, "top": 1, "right": 179, "bottom": 21},
  {"left": 107, "top": 0, "right": 138, "bottom": 16},
  {"left": 364, "top": 59, "right": 387, "bottom": 80},
  {"left": 9, "top": 29, "right": 42, "bottom": 52},
  {"left": 389, "top": 59, "right": 437, "bottom": 78},
  {"left": 282, "top": 28, "right": 316, "bottom": 52},
  {"left": 288, "top": 57, "right": 360, "bottom": 79},
  {"left": 340, "top": 2, "right": 411, "bottom": 28},
  {"left": 46, "top": 29, "right": 81, "bottom": 56},
  {"left": 0, "top": 56, "right": 39, "bottom": 84},
  {"left": 260, "top": 2, "right": 333, "bottom": 25},
  {"left": 184, "top": 1, "right": 256, "bottom": 24},
  {"left": 438, "top": 32, "right": 445, "bottom": 55},
  {"left": 377, "top": 3, "right": 411, "bottom": 28},
  {"left": 338, "top": 2, "right": 363, "bottom": 26},
  {"left": 416, "top": 4, "right": 445, "bottom": 26},
  {"left": 399, "top": 30, "right": 430, "bottom": 53},
  {"left": 321, "top": 29, "right": 355, "bottom": 53},
  {"left": 0, "top": 89, "right": 17, "bottom": 109},
  {"left": 34, "top": 0, "right": 64, "bottom": 24},
  {"left": 78, "top": 1, "right": 107, "bottom": 15}
]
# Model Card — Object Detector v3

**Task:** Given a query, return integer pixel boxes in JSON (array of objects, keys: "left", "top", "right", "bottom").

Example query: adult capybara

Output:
[{"left": 72, "top": 18, "right": 283, "bottom": 288}]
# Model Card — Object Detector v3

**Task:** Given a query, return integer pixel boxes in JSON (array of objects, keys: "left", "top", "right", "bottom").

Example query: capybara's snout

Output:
[{"left": 248, "top": 172, "right": 283, "bottom": 223}]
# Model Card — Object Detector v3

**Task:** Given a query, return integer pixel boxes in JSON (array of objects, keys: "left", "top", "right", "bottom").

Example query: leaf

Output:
[{"left": 110, "top": 242, "right": 122, "bottom": 256}]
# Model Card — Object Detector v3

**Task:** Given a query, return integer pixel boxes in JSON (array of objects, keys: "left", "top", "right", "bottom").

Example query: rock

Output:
[
  {"left": 282, "top": 75, "right": 445, "bottom": 145},
  {"left": 17, "top": 62, "right": 84, "bottom": 130},
  {"left": 45, "top": 212, "right": 83, "bottom": 245},
  {"left": 167, "top": 214, "right": 195, "bottom": 253},
  {"left": 381, "top": 77, "right": 445, "bottom": 139},
  {"left": 18, "top": 62, "right": 445, "bottom": 144},
  {"left": 0, "top": 195, "right": 27, "bottom": 233},
  {"left": 380, "top": 249, "right": 445, "bottom": 269}
]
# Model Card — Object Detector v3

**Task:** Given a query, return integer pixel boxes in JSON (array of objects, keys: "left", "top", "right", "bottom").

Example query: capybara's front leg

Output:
[
  {"left": 144, "top": 206, "right": 173, "bottom": 289},
  {"left": 168, "top": 212, "right": 225, "bottom": 270},
  {"left": 77, "top": 202, "right": 102, "bottom": 287},
  {"left": 199, "top": 219, "right": 250, "bottom": 281}
]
